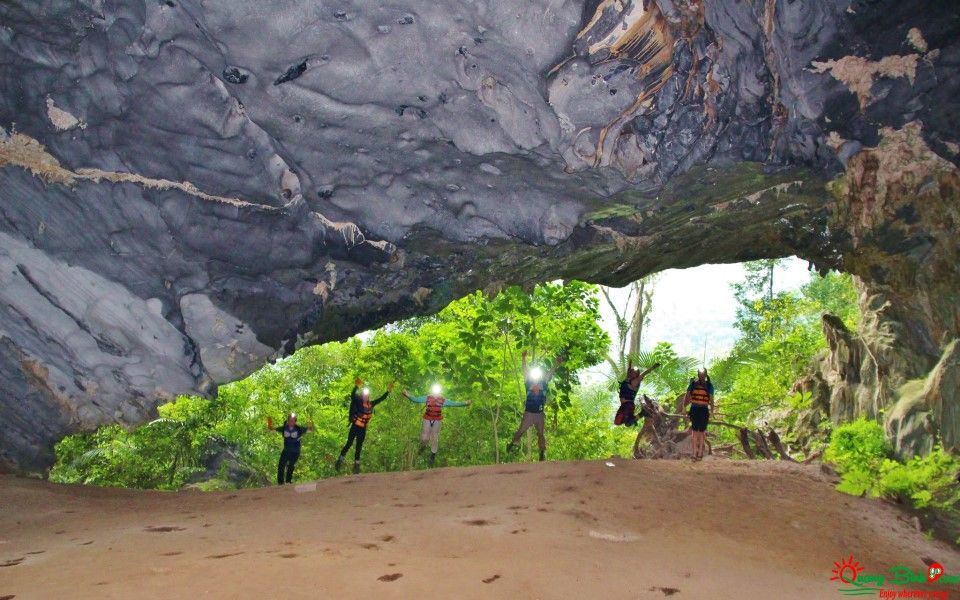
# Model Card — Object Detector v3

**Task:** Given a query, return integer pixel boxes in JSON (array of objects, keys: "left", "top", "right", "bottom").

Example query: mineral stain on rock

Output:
[
  {"left": 274, "top": 60, "right": 308, "bottom": 85},
  {"left": 222, "top": 67, "right": 248, "bottom": 84}
]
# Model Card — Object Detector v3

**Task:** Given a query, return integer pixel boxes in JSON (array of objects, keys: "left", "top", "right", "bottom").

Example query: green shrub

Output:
[{"left": 825, "top": 419, "right": 960, "bottom": 514}]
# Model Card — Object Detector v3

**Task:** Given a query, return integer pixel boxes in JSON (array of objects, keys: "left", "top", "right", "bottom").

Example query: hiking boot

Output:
[
  {"left": 538, "top": 449, "right": 545, "bottom": 462},
  {"left": 352, "top": 461, "right": 361, "bottom": 475},
  {"left": 335, "top": 454, "right": 344, "bottom": 473},
  {"left": 428, "top": 452, "right": 436, "bottom": 467}
]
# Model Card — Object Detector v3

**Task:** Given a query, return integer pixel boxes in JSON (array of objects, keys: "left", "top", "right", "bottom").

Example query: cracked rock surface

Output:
[{"left": 0, "top": 0, "right": 958, "bottom": 470}]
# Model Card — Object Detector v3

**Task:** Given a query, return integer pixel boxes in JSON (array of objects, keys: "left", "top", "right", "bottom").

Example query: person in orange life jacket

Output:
[
  {"left": 507, "top": 350, "right": 565, "bottom": 461},
  {"left": 682, "top": 369, "right": 715, "bottom": 461},
  {"left": 614, "top": 360, "right": 661, "bottom": 426},
  {"left": 402, "top": 384, "right": 471, "bottom": 467},
  {"left": 266, "top": 413, "right": 315, "bottom": 485},
  {"left": 335, "top": 378, "right": 394, "bottom": 474}
]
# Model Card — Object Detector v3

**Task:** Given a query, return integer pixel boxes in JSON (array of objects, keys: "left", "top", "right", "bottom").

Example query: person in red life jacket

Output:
[
  {"left": 335, "top": 378, "right": 394, "bottom": 474},
  {"left": 613, "top": 360, "right": 661, "bottom": 426},
  {"left": 506, "top": 350, "right": 565, "bottom": 461},
  {"left": 402, "top": 384, "right": 471, "bottom": 467},
  {"left": 266, "top": 413, "right": 315, "bottom": 485},
  {"left": 682, "top": 369, "right": 715, "bottom": 461}
]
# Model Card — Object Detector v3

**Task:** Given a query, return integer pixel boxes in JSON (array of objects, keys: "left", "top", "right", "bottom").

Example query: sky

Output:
[{"left": 583, "top": 257, "right": 812, "bottom": 381}]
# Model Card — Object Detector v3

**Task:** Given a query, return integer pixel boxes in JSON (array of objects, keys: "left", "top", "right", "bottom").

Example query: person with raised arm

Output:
[
  {"left": 402, "top": 384, "right": 471, "bottom": 467},
  {"left": 335, "top": 378, "right": 394, "bottom": 474},
  {"left": 614, "top": 360, "right": 661, "bottom": 426},
  {"left": 682, "top": 368, "right": 715, "bottom": 461},
  {"left": 507, "top": 350, "right": 564, "bottom": 462},
  {"left": 266, "top": 412, "right": 315, "bottom": 485}
]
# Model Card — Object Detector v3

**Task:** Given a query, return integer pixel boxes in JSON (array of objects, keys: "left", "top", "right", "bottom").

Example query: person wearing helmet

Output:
[
  {"left": 614, "top": 360, "right": 661, "bottom": 426},
  {"left": 506, "top": 350, "right": 564, "bottom": 461},
  {"left": 266, "top": 412, "right": 315, "bottom": 485},
  {"left": 335, "top": 378, "right": 394, "bottom": 474},
  {"left": 682, "top": 368, "right": 715, "bottom": 461},
  {"left": 402, "top": 384, "right": 471, "bottom": 467}
]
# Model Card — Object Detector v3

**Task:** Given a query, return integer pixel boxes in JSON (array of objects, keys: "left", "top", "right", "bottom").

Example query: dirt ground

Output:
[{"left": 1, "top": 458, "right": 958, "bottom": 599}]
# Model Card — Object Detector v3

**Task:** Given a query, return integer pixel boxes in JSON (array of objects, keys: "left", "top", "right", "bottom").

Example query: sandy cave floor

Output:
[{"left": 1, "top": 458, "right": 958, "bottom": 599}]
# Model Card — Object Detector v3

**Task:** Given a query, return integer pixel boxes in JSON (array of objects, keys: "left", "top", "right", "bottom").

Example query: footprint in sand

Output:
[
  {"left": 1, "top": 594, "right": 16, "bottom": 599},
  {"left": 463, "top": 519, "right": 492, "bottom": 526},
  {"left": 482, "top": 574, "right": 501, "bottom": 584},
  {"left": 507, "top": 505, "right": 528, "bottom": 510},
  {"left": 25, "top": 550, "right": 45, "bottom": 555},
  {"left": 0, "top": 558, "right": 24, "bottom": 568},
  {"left": 649, "top": 586, "right": 680, "bottom": 596},
  {"left": 206, "top": 552, "right": 244, "bottom": 559},
  {"left": 144, "top": 526, "right": 186, "bottom": 533},
  {"left": 378, "top": 573, "right": 402, "bottom": 582},
  {"left": 161, "top": 551, "right": 183, "bottom": 556},
  {"left": 360, "top": 543, "right": 380, "bottom": 550},
  {"left": 279, "top": 553, "right": 298, "bottom": 559},
  {"left": 379, "top": 535, "right": 395, "bottom": 542}
]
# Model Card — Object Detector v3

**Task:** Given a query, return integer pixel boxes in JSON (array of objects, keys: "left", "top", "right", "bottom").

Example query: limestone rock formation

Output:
[{"left": 1, "top": 0, "right": 958, "bottom": 470}]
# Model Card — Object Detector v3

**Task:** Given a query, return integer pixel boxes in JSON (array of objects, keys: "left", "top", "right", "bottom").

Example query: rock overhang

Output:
[{"left": 0, "top": 0, "right": 958, "bottom": 471}]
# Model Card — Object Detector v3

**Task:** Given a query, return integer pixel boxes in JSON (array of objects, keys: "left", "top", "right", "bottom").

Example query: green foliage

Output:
[
  {"left": 824, "top": 419, "right": 960, "bottom": 513},
  {"left": 51, "top": 281, "right": 620, "bottom": 488},
  {"left": 710, "top": 266, "right": 860, "bottom": 439}
]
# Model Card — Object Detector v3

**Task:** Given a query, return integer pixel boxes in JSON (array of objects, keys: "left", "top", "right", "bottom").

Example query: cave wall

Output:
[{"left": 0, "top": 0, "right": 958, "bottom": 470}]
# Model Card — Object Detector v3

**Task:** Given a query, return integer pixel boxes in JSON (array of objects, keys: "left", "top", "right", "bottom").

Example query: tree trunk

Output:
[
  {"left": 738, "top": 428, "right": 756, "bottom": 459},
  {"left": 627, "top": 278, "right": 654, "bottom": 357},
  {"left": 766, "top": 429, "right": 796, "bottom": 461},
  {"left": 752, "top": 430, "right": 775, "bottom": 459}
]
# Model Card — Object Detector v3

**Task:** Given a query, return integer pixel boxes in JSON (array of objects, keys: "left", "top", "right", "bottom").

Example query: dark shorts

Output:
[
  {"left": 614, "top": 401, "right": 640, "bottom": 426},
  {"left": 689, "top": 404, "right": 710, "bottom": 432}
]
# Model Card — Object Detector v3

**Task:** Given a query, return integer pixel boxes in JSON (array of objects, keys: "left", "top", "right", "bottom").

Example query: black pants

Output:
[
  {"left": 339, "top": 424, "right": 367, "bottom": 461},
  {"left": 277, "top": 448, "right": 300, "bottom": 485}
]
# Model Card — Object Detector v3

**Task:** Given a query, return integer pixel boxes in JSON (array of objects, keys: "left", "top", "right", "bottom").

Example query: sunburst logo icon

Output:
[{"left": 831, "top": 555, "right": 865, "bottom": 584}]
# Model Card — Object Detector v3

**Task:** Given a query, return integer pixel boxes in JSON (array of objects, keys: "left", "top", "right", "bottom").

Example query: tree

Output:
[{"left": 601, "top": 275, "right": 656, "bottom": 376}]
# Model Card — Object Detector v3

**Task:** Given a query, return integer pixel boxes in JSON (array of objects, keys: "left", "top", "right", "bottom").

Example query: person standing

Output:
[
  {"left": 335, "top": 379, "right": 394, "bottom": 474},
  {"left": 614, "top": 360, "right": 660, "bottom": 426},
  {"left": 682, "top": 369, "right": 715, "bottom": 461},
  {"left": 267, "top": 413, "right": 315, "bottom": 485},
  {"left": 507, "top": 350, "right": 564, "bottom": 462},
  {"left": 402, "top": 384, "right": 471, "bottom": 467}
]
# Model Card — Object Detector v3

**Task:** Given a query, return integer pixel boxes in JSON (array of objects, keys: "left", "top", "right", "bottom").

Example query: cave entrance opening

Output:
[{"left": 46, "top": 257, "right": 862, "bottom": 491}]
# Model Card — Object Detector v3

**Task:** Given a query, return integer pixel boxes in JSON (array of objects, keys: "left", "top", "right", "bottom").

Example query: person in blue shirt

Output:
[
  {"left": 402, "top": 384, "right": 471, "bottom": 467},
  {"left": 682, "top": 369, "right": 715, "bottom": 461},
  {"left": 507, "top": 350, "right": 565, "bottom": 461},
  {"left": 266, "top": 413, "right": 315, "bottom": 485}
]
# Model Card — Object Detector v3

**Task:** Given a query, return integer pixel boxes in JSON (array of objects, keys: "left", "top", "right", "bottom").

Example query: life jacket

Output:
[
  {"left": 689, "top": 380, "right": 711, "bottom": 405},
  {"left": 424, "top": 395, "right": 444, "bottom": 421},
  {"left": 353, "top": 397, "right": 373, "bottom": 428}
]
